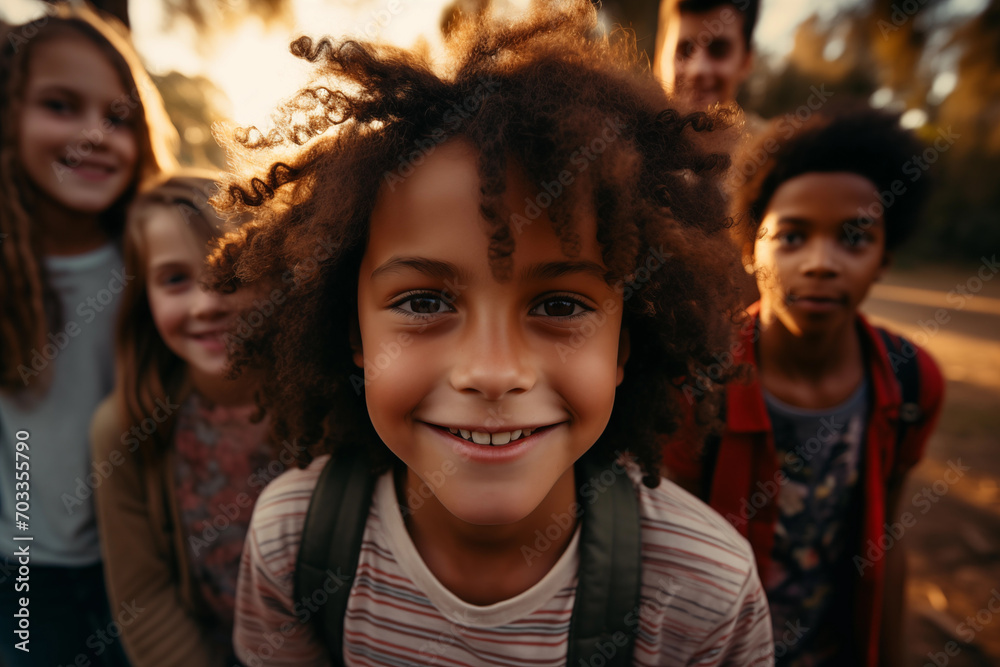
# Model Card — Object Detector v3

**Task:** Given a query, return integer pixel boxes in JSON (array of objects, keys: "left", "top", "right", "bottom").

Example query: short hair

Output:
[
  {"left": 732, "top": 105, "right": 931, "bottom": 253},
  {"left": 209, "top": 0, "right": 745, "bottom": 484},
  {"left": 671, "top": 0, "right": 760, "bottom": 51}
]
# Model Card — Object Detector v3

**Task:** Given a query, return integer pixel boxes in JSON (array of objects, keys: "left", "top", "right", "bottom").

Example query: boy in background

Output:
[
  {"left": 653, "top": 0, "right": 759, "bottom": 114},
  {"left": 664, "top": 108, "right": 945, "bottom": 666}
]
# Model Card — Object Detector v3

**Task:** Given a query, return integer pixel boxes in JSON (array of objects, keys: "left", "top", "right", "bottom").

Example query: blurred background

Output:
[{"left": 1, "top": 0, "right": 996, "bottom": 663}]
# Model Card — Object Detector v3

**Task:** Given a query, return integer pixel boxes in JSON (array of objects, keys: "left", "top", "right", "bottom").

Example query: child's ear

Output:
[
  {"left": 881, "top": 250, "right": 892, "bottom": 269},
  {"left": 616, "top": 328, "right": 630, "bottom": 387},
  {"left": 877, "top": 250, "right": 893, "bottom": 280},
  {"left": 349, "top": 317, "right": 364, "bottom": 368}
]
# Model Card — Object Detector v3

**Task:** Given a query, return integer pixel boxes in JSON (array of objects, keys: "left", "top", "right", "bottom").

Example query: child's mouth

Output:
[{"left": 435, "top": 425, "right": 546, "bottom": 447}]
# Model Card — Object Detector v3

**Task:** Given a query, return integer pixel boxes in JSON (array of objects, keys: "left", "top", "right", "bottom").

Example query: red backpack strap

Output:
[{"left": 876, "top": 328, "right": 922, "bottom": 473}]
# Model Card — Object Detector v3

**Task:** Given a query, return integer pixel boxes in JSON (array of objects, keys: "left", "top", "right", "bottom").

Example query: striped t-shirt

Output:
[{"left": 234, "top": 456, "right": 774, "bottom": 666}]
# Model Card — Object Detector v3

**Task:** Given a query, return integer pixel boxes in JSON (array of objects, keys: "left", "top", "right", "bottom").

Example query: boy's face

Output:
[
  {"left": 355, "top": 140, "right": 628, "bottom": 527},
  {"left": 750, "top": 172, "right": 889, "bottom": 337},
  {"left": 654, "top": 4, "right": 752, "bottom": 109}
]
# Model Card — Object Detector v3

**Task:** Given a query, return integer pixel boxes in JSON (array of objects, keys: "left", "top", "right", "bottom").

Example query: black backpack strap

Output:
[
  {"left": 700, "top": 432, "right": 722, "bottom": 503},
  {"left": 294, "top": 449, "right": 375, "bottom": 667},
  {"left": 297, "top": 452, "right": 641, "bottom": 667},
  {"left": 877, "top": 328, "right": 922, "bottom": 472},
  {"left": 566, "top": 457, "right": 643, "bottom": 667},
  {"left": 699, "top": 393, "right": 727, "bottom": 503}
]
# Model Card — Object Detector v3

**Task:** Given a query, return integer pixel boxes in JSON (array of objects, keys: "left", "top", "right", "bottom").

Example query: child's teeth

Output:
[{"left": 447, "top": 427, "right": 542, "bottom": 445}]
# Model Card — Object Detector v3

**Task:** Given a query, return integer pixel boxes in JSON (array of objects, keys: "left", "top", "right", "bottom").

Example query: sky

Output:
[{"left": 0, "top": 0, "right": 989, "bottom": 125}]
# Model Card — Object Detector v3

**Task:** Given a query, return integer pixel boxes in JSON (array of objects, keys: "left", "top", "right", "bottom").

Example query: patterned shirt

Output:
[
  {"left": 173, "top": 392, "right": 276, "bottom": 658},
  {"left": 234, "top": 456, "right": 775, "bottom": 666},
  {"left": 762, "top": 381, "right": 868, "bottom": 666}
]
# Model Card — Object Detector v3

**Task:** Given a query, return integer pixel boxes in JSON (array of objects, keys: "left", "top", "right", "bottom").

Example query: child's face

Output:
[
  {"left": 355, "top": 140, "right": 628, "bottom": 527},
  {"left": 655, "top": 4, "right": 752, "bottom": 108},
  {"left": 144, "top": 208, "right": 239, "bottom": 386},
  {"left": 751, "top": 171, "right": 888, "bottom": 336},
  {"left": 17, "top": 34, "right": 138, "bottom": 215}
]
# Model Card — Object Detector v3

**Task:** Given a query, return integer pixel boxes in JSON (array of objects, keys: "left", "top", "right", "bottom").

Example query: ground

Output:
[{"left": 861, "top": 260, "right": 1000, "bottom": 666}]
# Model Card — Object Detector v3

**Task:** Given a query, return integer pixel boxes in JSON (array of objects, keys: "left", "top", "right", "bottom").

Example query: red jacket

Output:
[{"left": 664, "top": 302, "right": 945, "bottom": 666}]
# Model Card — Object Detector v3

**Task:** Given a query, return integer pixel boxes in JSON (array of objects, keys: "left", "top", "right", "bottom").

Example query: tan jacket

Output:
[{"left": 90, "top": 395, "right": 224, "bottom": 667}]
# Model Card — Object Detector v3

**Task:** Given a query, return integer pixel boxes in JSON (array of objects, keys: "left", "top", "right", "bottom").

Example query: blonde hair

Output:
[
  {"left": 0, "top": 3, "right": 178, "bottom": 390},
  {"left": 114, "top": 171, "right": 230, "bottom": 458}
]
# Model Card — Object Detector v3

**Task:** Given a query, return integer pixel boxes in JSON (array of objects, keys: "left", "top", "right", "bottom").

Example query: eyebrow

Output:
[
  {"left": 678, "top": 35, "right": 733, "bottom": 48},
  {"left": 150, "top": 259, "right": 194, "bottom": 272},
  {"left": 30, "top": 84, "right": 80, "bottom": 98},
  {"left": 775, "top": 217, "right": 812, "bottom": 226},
  {"left": 520, "top": 260, "right": 609, "bottom": 282},
  {"left": 370, "top": 257, "right": 609, "bottom": 282},
  {"left": 371, "top": 257, "right": 466, "bottom": 281},
  {"left": 776, "top": 216, "right": 884, "bottom": 228}
]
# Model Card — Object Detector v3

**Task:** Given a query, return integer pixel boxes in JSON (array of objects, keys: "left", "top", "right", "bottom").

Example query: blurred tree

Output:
[
  {"left": 864, "top": 0, "right": 945, "bottom": 110},
  {"left": 938, "top": 0, "right": 1000, "bottom": 155},
  {"left": 42, "top": 0, "right": 128, "bottom": 26},
  {"left": 919, "top": 0, "right": 1000, "bottom": 258},
  {"left": 740, "top": 10, "right": 878, "bottom": 120},
  {"left": 159, "top": 0, "right": 291, "bottom": 34},
  {"left": 153, "top": 71, "right": 228, "bottom": 169}
]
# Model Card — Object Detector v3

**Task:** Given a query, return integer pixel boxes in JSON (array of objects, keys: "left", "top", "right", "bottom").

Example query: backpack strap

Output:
[
  {"left": 294, "top": 449, "right": 375, "bottom": 667},
  {"left": 699, "top": 398, "right": 726, "bottom": 503},
  {"left": 566, "top": 457, "right": 643, "bottom": 667},
  {"left": 877, "top": 328, "right": 922, "bottom": 473},
  {"left": 297, "top": 453, "right": 642, "bottom": 667}
]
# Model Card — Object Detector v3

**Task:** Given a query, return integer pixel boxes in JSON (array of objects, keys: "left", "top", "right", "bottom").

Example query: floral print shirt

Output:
[
  {"left": 763, "top": 380, "right": 869, "bottom": 666},
  {"left": 173, "top": 392, "right": 276, "bottom": 659}
]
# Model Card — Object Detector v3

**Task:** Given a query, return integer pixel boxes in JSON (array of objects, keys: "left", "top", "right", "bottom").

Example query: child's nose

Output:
[
  {"left": 801, "top": 238, "right": 841, "bottom": 278},
  {"left": 449, "top": 318, "right": 536, "bottom": 400},
  {"left": 192, "top": 285, "right": 232, "bottom": 319},
  {"left": 686, "top": 47, "right": 713, "bottom": 79},
  {"left": 80, "top": 110, "right": 111, "bottom": 148}
]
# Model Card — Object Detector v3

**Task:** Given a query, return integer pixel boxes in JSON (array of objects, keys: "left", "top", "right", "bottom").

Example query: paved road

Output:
[{"left": 861, "top": 262, "right": 1000, "bottom": 666}]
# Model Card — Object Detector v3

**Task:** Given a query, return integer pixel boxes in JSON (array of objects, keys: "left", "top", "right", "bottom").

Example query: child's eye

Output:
[
  {"left": 842, "top": 232, "right": 872, "bottom": 248},
  {"left": 707, "top": 40, "right": 734, "bottom": 60},
  {"left": 391, "top": 292, "right": 454, "bottom": 318},
  {"left": 42, "top": 98, "right": 73, "bottom": 115},
  {"left": 776, "top": 231, "right": 805, "bottom": 247},
  {"left": 107, "top": 113, "right": 131, "bottom": 128},
  {"left": 160, "top": 272, "right": 192, "bottom": 288},
  {"left": 529, "top": 296, "right": 592, "bottom": 319}
]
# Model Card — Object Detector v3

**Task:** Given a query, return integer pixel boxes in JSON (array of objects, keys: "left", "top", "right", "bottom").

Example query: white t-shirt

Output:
[
  {"left": 0, "top": 243, "right": 125, "bottom": 565},
  {"left": 234, "top": 455, "right": 775, "bottom": 666}
]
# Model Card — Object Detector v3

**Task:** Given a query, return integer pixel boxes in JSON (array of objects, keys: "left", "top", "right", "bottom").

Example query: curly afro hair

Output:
[
  {"left": 732, "top": 104, "right": 931, "bottom": 255},
  {"left": 208, "top": 0, "right": 746, "bottom": 484}
]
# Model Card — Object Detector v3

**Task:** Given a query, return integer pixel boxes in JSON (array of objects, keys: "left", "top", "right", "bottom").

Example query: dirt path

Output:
[{"left": 861, "top": 260, "right": 1000, "bottom": 666}]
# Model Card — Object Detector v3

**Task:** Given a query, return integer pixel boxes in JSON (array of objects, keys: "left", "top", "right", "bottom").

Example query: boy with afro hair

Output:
[{"left": 665, "top": 106, "right": 945, "bottom": 666}]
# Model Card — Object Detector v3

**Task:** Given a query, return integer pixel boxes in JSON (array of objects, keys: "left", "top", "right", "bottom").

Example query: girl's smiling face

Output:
[
  {"left": 18, "top": 33, "right": 138, "bottom": 215},
  {"left": 144, "top": 207, "right": 239, "bottom": 389},
  {"left": 355, "top": 140, "right": 628, "bottom": 527}
]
